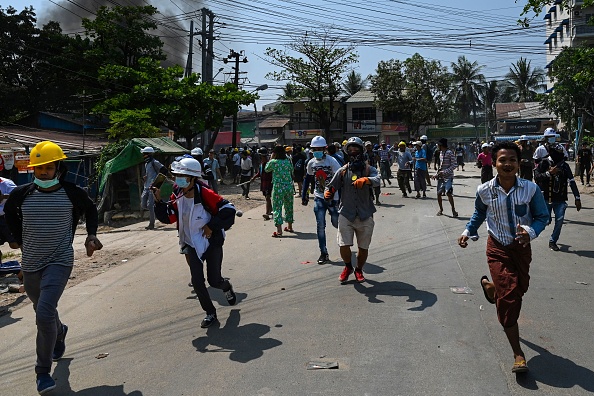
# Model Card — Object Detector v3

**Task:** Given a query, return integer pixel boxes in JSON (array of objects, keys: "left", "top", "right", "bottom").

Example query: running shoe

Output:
[
  {"left": 339, "top": 266, "right": 353, "bottom": 283},
  {"left": 354, "top": 268, "right": 365, "bottom": 283}
]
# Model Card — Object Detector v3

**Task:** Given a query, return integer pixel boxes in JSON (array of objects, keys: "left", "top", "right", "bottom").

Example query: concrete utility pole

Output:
[
  {"left": 201, "top": 8, "right": 215, "bottom": 84},
  {"left": 224, "top": 50, "right": 248, "bottom": 148},
  {"left": 184, "top": 20, "right": 194, "bottom": 78}
]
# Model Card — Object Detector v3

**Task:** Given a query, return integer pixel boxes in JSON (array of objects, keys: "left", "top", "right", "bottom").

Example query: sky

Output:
[{"left": 3, "top": 0, "right": 546, "bottom": 109}]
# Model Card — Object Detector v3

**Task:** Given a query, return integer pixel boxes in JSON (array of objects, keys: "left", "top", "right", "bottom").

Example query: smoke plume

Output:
[{"left": 37, "top": 0, "right": 204, "bottom": 68}]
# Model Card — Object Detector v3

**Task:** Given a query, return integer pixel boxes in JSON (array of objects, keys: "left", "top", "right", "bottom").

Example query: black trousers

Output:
[
  {"left": 579, "top": 163, "right": 591, "bottom": 184},
  {"left": 186, "top": 242, "right": 230, "bottom": 315},
  {"left": 481, "top": 166, "right": 494, "bottom": 184}
]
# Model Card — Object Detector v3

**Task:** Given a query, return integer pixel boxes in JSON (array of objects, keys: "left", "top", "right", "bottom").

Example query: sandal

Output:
[
  {"left": 284, "top": 227, "right": 294, "bottom": 232},
  {"left": 436, "top": 211, "right": 443, "bottom": 216},
  {"left": 511, "top": 360, "right": 528, "bottom": 373},
  {"left": 480, "top": 275, "right": 496, "bottom": 304},
  {"left": 452, "top": 211, "right": 459, "bottom": 217},
  {"left": 272, "top": 232, "right": 283, "bottom": 238}
]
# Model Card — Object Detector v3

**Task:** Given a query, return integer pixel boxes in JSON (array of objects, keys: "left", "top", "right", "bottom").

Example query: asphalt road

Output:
[{"left": 1, "top": 165, "right": 593, "bottom": 396}]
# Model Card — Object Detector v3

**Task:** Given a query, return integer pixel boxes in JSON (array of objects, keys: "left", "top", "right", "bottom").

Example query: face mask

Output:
[
  {"left": 175, "top": 176, "right": 190, "bottom": 188},
  {"left": 547, "top": 137, "right": 556, "bottom": 144},
  {"left": 144, "top": 156, "right": 152, "bottom": 163},
  {"left": 313, "top": 151, "right": 324, "bottom": 159},
  {"left": 34, "top": 177, "right": 60, "bottom": 189}
]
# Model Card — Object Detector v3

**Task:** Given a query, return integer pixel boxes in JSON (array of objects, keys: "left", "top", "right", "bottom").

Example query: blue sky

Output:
[{"left": 4, "top": 0, "right": 545, "bottom": 108}]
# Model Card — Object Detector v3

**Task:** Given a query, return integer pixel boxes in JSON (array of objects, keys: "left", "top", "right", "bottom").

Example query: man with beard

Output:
[
  {"left": 325, "top": 137, "right": 380, "bottom": 284},
  {"left": 534, "top": 143, "right": 582, "bottom": 251}
]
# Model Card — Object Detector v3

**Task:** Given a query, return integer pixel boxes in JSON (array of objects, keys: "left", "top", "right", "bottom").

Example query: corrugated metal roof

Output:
[
  {"left": 495, "top": 102, "right": 554, "bottom": 121},
  {"left": 0, "top": 127, "right": 107, "bottom": 153},
  {"left": 346, "top": 90, "right": 375, "bottom": 103},
  {"left": 258, "top": 118, "right": 290, "bottom": 128}
]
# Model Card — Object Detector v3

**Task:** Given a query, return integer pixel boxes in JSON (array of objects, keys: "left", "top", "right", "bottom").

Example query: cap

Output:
[
  {"left": 140, "top": 146, "right": 155, "bottom": 154},
  {"left": 438, "top": 138, "right": 448, "bottom": 147}
]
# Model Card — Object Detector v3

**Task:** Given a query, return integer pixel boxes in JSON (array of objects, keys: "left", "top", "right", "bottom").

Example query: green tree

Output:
[
  {"left": 264, "top": 30, "right": 358, "bottom": 139},
  {"left": 540, "top": 46, "right": 594, "bottom": 133},
  {"left": 94, "top": 57, "right": 257, "bottom": 149},
  {"left": 449, "top": 56, "right": 485, "bottom": 126},
  {"left": 82, "top": 5, "right": 165, "bottom": 69},
  {"left": 503, "top": 58, "right": 545, "bottom": 102},
  {"left": 482, "top": 80, "right": 501, "bottom": 128},
  {"left": 371, "top": 53, "right": 451, "bottom": 137},
  {"left": 342, "top": 70, "right": 368, "bottom": 96},
  {"left": 519, "top": 0, "right": 594, "bottom": 26}
]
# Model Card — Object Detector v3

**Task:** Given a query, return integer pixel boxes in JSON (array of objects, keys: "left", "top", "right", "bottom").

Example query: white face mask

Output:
[
  {"left": 34, "top": 177, "right": 59, "bottom": 189},
  {"left": 175, "top": 176, "right": 190, "bottom": 188}
]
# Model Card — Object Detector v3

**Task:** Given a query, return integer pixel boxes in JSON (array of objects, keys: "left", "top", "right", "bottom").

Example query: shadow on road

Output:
[
  {"left": 53, "top": 358, "right": 143, "bottom": 395},
  {"left": 0, "top": 294, "right": 27, "bottom": 328},
  {"left": 352, "top": 279, "right": 437, "bottom": 311},
  {"left": 192, "top": 309, "right": 282, "bottom": 363},
  {"left": 555, "top": 244, "right": 594, "bottom": 259},
  {"left": 516, "top": 338, "right": 594, "bottom": 392}
]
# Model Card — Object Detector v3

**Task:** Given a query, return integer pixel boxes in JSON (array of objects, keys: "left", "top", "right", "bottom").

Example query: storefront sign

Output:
[
  {"left": 353, "top": 120, "right": 376, "bottom": 132},
  {"left": 287, "top": 129, "right": 323, "bottom": 140}
]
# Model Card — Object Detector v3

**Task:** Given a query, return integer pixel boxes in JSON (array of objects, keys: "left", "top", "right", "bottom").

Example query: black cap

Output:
[{"left": 438, "top": 138, "right": 448, "bottom": 147}]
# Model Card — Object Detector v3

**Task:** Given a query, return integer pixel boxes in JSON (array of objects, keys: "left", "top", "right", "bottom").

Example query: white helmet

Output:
[
  {"left": 191, "top": 147, "right": 203, "bottom": 156},
  {"left": 519, "top": 135, "right": 528, "bottom": 141},
  {"left": 481, "top": 143, "right": 490, "bottom": 149},
  {"left": 544, "top": 127, "right": 556, "bottom": 136},
  {"left": 172, "top": 158, "right": 202, "bottom": 177},
  {"left": 310, "top": 136, "right": 327, "bottom": 148},
  {"left": 140, "top": 146, "right": 155, "bottom": 154},
  {"left": 420, "top": 135, "right": 428, "bottom": 141}
]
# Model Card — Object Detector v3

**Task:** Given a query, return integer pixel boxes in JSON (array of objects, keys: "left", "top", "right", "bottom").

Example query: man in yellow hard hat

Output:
[{"left": 4, "top": 141, "right": 102, "bottom": 394}]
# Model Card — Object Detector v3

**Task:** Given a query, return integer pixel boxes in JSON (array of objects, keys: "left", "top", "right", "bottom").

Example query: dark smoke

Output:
[{"left": 37, "top": 0, "right": 204, "bottom": 67}]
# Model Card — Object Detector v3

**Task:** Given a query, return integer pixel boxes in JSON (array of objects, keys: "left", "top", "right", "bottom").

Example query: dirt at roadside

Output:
[{"left": 1, "top": 178, "right": 272, "bottom": 317}]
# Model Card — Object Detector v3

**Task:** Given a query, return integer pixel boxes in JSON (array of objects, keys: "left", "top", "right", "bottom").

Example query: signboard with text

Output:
[
  {"left": 353, "top": 120, "right": 376, "bottom": 132},
  {"left": 286, "top": 129, "right": 323, "bottom": 140}
]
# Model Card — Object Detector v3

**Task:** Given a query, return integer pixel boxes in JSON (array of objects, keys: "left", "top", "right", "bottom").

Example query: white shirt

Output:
[{"left": 0, "top": 178, "right": 16, "bottom": 216}]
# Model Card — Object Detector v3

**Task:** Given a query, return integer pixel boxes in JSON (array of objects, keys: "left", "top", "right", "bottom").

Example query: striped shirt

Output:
[
  {"left": 463, "top": 177, "right": 549, "bottom": 246},
  {"left": 377, "top": 148, "right": 391, "bottom": 162},
  {"left": 438, "top": 149, "right": 457, "bottom": 179},
  {"left": 21, "top": 188, "right": 74, "bottom": 272}
]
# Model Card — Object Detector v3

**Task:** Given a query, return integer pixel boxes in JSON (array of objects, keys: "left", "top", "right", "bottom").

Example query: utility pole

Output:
[
  {"left": 184, "top": 20, "right": 194, "bottom": 78},
  {"left": 224, "top": 50, "right": 248, "bottom": 148}
]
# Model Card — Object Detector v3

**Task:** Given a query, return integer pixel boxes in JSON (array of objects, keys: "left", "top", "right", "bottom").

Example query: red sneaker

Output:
[
  {"left": 354, "top": 268, "right": 365, "bottom": 283},
  {"left": 339, "top": 266, "right": 353, "bottom": 282}
]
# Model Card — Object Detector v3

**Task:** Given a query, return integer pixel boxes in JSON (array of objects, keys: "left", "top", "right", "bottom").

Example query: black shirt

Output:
[{"left": 578, "top": 148, "right": 592, "bottom": 165}]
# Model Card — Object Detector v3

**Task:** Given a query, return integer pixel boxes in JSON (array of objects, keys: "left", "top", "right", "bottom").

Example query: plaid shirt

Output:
[{"left": 437, "top": 149, "right": 456, "bottom": 179}]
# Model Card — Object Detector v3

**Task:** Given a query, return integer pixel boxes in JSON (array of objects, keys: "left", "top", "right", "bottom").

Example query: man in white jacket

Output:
[{"left": 154, "top": 158, "right": 237, "bottom": 328}]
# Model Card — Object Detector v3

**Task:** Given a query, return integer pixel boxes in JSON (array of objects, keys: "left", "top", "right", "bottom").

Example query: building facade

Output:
[{"left": 544, "top": 0, "right": 594, "bottom": 89}]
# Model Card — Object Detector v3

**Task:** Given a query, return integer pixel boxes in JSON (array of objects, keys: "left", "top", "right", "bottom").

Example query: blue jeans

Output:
[
  {"left": 547, "top": 201, "right": 568, "bottom": 243},
  {"left": 141, "top": 187, "right": 155, "bottom": 227},
  {"left": 23, "top": 264, "right": 72, "bottom": 374},
  {"left": 313, "top": 198, "right": 339, "bottom": 254}
]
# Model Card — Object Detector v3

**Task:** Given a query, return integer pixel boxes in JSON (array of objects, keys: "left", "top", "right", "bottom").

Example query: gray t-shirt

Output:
[
  {"left": 21, "top": 188, "right": 74, "bottom": 272},
  {"left": 327, "top": 165, "right": 381, "bottom": 222},
  {"left": 144, "top": 158, "right": 164, "bottom": 189}
]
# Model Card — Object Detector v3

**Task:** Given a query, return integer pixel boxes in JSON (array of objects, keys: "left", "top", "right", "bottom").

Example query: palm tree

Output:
[
  {"left": 279, "top": 82, "right": 299, "bottom": 100},
  {"left": 450, "top": 56, "right": 485, "bottom": 126},
  {"left": 503, "top": 58, "right": 546, "bottom": 102},
  {"left": 342, "top": 70, "right": 368, "bottom": 96}
]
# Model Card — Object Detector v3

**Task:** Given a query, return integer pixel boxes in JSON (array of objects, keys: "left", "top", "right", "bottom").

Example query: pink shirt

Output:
[{"left": 477, "top": 152, "right": 492, "bottom": 167}]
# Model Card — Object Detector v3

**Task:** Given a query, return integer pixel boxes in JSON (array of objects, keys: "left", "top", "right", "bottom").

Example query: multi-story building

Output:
[{"left": 544, "top": 0, "right": 594, "bottom": 89}]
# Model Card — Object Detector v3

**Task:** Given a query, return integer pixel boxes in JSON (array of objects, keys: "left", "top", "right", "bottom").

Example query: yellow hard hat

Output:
[
  {"left": 342, "top": 140, "right": 348, "bottom": 146},
  {"left": 398, "top": 141, "right": 406, "bottom": 147},
  {"left": 28, "top": 141, "right": 67, "bottom": 167}
]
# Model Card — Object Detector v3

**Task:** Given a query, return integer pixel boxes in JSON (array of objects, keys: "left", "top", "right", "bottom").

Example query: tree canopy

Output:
[
  {"left": 503, "top": 57, "right": 545, "bottom": 102},
  {"left": 94, "top": 57, "right": 257, "bottom": 148},
  {"left": 265, "top": 30, "right": 358, "bottom": 138},
  {"left": 371, "top": 53, "right": 451, "bottom": 136},
  {"left": 541, "top": 46, "right": 594, "bottom": 132}
]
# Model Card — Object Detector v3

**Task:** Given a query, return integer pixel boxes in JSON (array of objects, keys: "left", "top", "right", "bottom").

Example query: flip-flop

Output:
[
  {"left": 452, "top": 211, "right": 459, "bottom": 217},
  {"left": 436, "top": 211, "right": 443, "bottom": 216},
  {"left": 512, "top": 360, "right": 529, "bottom": 373},
  {"left": 272, "top": 232, "right": 282, "bottom": 238},
  {"left": 284, "top": 227, "right": 294, "bottom": 232},
  {"left": 480, "top": 275, "right": 496, "bottom": 304}
]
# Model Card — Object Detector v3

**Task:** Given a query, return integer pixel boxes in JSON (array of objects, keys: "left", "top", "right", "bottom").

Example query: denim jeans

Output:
[
  {"left": 313, "top": 198, "right": 339, "bottom": 254},
  {"left": 547, "top": 201, "right": 568, "bottom": 243},
  {"left": 141, "top": 187, "right": 155, "bottom": 227},
  {"left": 23, "top": 264, "right": 72, "bottom": 374},
  {"left": 186, "top": 243, "right": 230, "bottom": 315}
]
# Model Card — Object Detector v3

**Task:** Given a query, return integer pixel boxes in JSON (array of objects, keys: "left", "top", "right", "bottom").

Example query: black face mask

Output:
[
  {"left": 348, "top": 151, "right": 364, "bottom": 172},
  {"left": 144, "top": 155, "right": 152, "bottom": 163}
]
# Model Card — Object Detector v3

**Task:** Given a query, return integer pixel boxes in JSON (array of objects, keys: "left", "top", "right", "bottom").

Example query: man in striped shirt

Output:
[
  {"left": 5, "top": 141, "right": 102, "bottom": 394},
  {"left": 433, "top": 138, "right": 458, "bottom": 217},
  {"left": 458, "top": 141, "right": 549, "bottom": 374}
]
